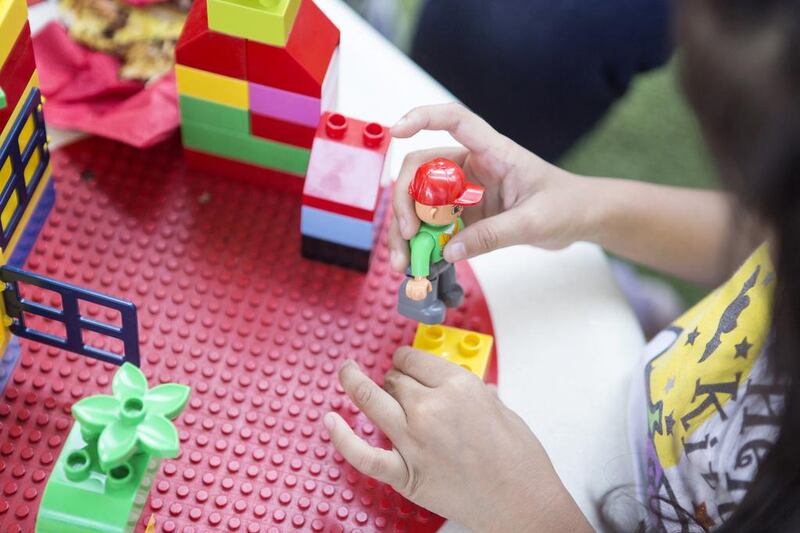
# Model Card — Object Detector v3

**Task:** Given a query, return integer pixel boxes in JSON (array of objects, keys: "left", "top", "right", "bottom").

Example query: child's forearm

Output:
[{"left": 582, "top": 177, "right": 755, "bottom": 286}]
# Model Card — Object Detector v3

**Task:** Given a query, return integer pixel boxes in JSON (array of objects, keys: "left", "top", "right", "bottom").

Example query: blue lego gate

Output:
[
  {"left": 0, "top": 88, "right": 50, "bottom": 251},
  {"left": 0, "top": 266, "right": 141, "bottom": 366}
]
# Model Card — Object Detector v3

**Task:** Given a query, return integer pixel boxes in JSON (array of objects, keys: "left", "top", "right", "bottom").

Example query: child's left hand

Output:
[{"left": 324, "top": 350, "right": 592, "bottom": 532}]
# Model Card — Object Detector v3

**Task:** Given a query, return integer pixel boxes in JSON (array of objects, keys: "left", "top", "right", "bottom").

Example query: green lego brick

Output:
[
  {"left": 0, "top": 87, "right": 6, "bottom": 110},
  {"left": 181, "top": 120, "right": 310, "bottom": 176},
  {"left": 35, "top": 424, "right": 159, "bottom": 533},
  {"left": 207, "top": 0, "right": 301, "bottom": 46},
  {"left": 178, "top": 94, "right": 249, "bottom": 133}
]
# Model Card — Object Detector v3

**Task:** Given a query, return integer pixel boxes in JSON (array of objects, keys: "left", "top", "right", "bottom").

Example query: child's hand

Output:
[
  {"left": 324, "top": 351, "right": 591, "bottom": 532},
  {"left": 389, "top": 103, "right": 596, "bottom": 272}
]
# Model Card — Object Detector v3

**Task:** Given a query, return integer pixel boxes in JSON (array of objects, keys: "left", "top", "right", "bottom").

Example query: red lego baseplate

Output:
[{"left": 0, "top": 135, "right": 498, "bottom": 532}]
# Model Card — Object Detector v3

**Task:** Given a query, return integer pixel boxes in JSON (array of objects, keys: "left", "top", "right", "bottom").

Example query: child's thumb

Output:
[{"left": 443, "top": 211, "right": 519, "bottom": 262}]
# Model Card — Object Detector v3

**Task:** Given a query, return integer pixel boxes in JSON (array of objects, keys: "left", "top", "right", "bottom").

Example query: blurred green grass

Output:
[{"left": 560, "top": 60, "right": 718, "bottom": 305}]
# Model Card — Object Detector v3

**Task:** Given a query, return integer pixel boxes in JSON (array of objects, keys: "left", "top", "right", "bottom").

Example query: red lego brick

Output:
[
  {"left": 0, "top": 24, "right": 34, "bottom": 133},
  {"left": 314, "top": 111, "right": 390, "bottom": 153},
  {"left": 250, "top": 111, "right": 316, "bottom": 149},
  {"left": 183, "top": 147, "right": 304, "bottom": 195},
  {"left": 302, "top": 113, "right": 390, "bottom": 221},
  {"left": 175, "top": 0, "right": 247, "bottom": 80},
  {"left": 246, "top": 0, "right": 339, "bottom": 98},
  {"left": 0, "top": 135, "right": 498, "bottom": 533}
]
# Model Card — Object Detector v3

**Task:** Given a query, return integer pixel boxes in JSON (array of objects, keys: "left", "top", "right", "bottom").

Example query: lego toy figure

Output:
[{"left": 398, "top": 158, "right": 485, "bottom": 324}]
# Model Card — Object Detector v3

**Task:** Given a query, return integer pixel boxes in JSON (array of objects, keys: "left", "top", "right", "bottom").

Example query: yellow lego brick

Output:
[
  {"left": 175, "top": 65, "right": 248, "bottom": 110},
  {"left": 0, "top": 0, "right": 27, "bottom": 67},
  {"left": 412, "top": 324, "right": 494, "bottom": 379},
  {"left": 1, "top": 71, "right": 37, "bottom": 142}
]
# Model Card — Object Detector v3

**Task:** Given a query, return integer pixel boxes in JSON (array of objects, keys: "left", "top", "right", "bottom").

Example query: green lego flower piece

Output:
[{"left": 70, "top": 363, "right": 190, "bottom": 471}]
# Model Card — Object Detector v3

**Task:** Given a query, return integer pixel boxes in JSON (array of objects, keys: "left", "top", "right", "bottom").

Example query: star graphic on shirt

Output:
[
  {"left": 664, "top": 377, "right": 676, "bottom": 394},
  {"left": 686, "top": 327, "right": 700, "bottom": 346},
  {"left": 665, "top": 411, "right": 676, "bottom": 435},
  {"left": 735, "top": 337, "right": 753, "bottom": 359}
]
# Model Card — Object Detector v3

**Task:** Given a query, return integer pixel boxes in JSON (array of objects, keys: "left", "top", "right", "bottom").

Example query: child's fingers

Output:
[
  {"left": 392, "top": 347, "right": 462, "bottom": 387},
  {"left": 383, "top": 369, "right": 427, "bottom": 409},
  {"left": 443, "top": 210, "right": 523, "bottom": 263},
  {"left": 392, "top": 103, "right": 501, "bottom": 156},
  {"left": 387, "top": 219, "right": 410, "bottom": 273},
  {"left": 393, "top": 147, "right": 466, "bottom": 240},
  {"left": 339, "top": 361, "right": 407, "bottom": 442},
  {"left": 324, "top": 412, "right": 409, "bottom": 488}
]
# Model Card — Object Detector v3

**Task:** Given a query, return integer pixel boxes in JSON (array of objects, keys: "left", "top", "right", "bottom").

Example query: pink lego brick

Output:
[
  {"left": 302, "top": 113, "right": 390, "bottom": 221},
  {"left": 248, "top": 81, "right": 321, "bottom": 128}
]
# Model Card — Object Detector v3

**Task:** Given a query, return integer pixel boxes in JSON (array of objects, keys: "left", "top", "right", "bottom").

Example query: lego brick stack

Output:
[
  {"left": 301, "top": 112, "right": 390, "bottom": 271},
  {"left": 176, "top": 0, "right": 340, "bottom": 194},
  {"left": 0, "top": 0, "right": 56, "bottom": 357}
]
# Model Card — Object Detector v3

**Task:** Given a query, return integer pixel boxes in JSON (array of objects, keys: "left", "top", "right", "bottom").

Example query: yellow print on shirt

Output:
[{"left": 646, "top": 244, "right": 774, "bottom": 468}]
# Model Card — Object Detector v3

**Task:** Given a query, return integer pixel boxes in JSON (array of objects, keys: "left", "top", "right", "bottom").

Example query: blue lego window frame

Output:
[
  {"left": 0, "top": 88, "right": 50, "bottom": 251},
  {"left": 0, "top": 265, "right": 141, "bottom": 367}
]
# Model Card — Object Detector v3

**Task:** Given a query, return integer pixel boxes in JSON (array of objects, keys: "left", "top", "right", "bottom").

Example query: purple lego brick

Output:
[{"left": 248, "top": 81, "right": 321, "bottom": 128}]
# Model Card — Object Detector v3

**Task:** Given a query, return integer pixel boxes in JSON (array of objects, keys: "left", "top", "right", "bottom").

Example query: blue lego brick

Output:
[
  {"left": 0, "top": 337, "right": 21, "bottom": 393},
  {"left": 9, "top": 176, "right": 54, "bottom": 268},
  {"left": 300, "top": 205, "right": 376, "bottom": 250}
]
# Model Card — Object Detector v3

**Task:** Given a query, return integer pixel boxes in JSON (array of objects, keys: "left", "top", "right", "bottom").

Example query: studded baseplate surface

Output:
[{"left": 0, "top": 135, "right": 498, "bottom": 533}]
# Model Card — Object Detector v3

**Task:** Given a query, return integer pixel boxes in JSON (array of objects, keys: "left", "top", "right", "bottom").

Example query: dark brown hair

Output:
[{"left": 678, "top": 0, "right": 800, "bottom": 530}]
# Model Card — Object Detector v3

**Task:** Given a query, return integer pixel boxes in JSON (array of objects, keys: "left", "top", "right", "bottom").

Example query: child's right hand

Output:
[{"left": 389, "top": 103, "right": 598, "bottom": 272}]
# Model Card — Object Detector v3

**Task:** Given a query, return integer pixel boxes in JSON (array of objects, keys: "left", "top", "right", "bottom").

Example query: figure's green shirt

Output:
[{"left": 409, "top": 219, "right": 464, "bottom": 277}]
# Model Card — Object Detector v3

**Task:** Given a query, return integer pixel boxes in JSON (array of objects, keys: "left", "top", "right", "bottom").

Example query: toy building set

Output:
[{"left": 0, "top": 0, "right": 497, "bottom": 530}]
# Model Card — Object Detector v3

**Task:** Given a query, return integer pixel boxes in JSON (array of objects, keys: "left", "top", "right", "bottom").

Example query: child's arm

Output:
[
  {"left": 389, "top": 103, "right": 756, "bottom": 286},
  {"left": 324, "top": 352, "right": 593, "bottom": 533}
]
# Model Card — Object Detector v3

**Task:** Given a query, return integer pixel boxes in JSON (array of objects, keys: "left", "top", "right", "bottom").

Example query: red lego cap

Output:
[{"left": 408, "top": 158, "right": 485, "bottom": 207}]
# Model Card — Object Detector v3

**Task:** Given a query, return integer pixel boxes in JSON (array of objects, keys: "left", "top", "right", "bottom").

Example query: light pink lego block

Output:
[{"left": 248, "top": 82, "right": 321, "bottom": 128}]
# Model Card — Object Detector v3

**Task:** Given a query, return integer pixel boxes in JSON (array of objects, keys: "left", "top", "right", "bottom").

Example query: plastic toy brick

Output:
[
  {"left": 35, "top": 426, "right": 157, "bottom": 533},
  {"left": 246, "top": 0, "right": 339, "bottom": 97},
  {"left": 0, "top": 337, "right": 20, "bottom": 393},
  {"left": 207, "top": 0, "right": 300, "bottom": 46},
  {"left": 181, "top": 120, "right": 310, "bottom": 176},
  {"left": 0, "top": 135, "right": 499, "bottom": 532},
  {"left": 301, "top": 234, "right": 371, "bottom": 272},
  {"left": 300, "top": 205, "right": 376, "bottom": 250},
  {"left": 175, "top": 64, "right": 248, "bottom": 109},
  {"left": 413, "top": 324, "right": 494, "bottom": 379},
  {"left": 178, "top": 94, "right": 249, "bottom": 133},
  {"left": 313, "top": 111, "right": 390, "bottom": 153},
  {"left": 0, "top": 25, "right": 34, "bottom": 132},
  {"left": 175, "top": 0, "right": 247, "bottom": 80},
  {"left": 302, "top": 113, "right": 389, "bottom": 221},
  {"left": 8, "top": 174, "right": 54, "bottom": 267},
  {"left": 183, "top": 147, "right": 305, "bottom": 194},
  {"left": 248, "top": 81, "right": 321, "bottom": 128},
  {"left": 36, "top": 363, "right": 190, "bottom": 533},
  {"left": 0, "top": 70, "right": 36, "bottom": 142},
  {"left": 0, "top": 88, "right": 50, "bottom": 254},
  {"left": 0, "top": 0, "right": 27, "bottom": 68},
  {"left": 249, "top": 111, "right": 316, "bottom": 148},
  {"left": 4, "top": 163, "right": 52, "bottom": 266},
  {"left": 0, "top": 87, "right": 6, "bottom": 110}
]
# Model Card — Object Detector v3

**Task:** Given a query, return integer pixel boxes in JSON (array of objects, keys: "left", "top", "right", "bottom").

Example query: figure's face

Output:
[{"left": 414, "top": 202, "right": 463, "bottom": 226}]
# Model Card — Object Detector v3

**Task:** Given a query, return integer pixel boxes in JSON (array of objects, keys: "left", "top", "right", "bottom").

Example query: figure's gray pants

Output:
[{"left": 397, "top": 261, "right": 464, "bottom": 324}]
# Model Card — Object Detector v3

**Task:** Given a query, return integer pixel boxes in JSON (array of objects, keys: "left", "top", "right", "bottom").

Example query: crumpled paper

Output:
[{"left": 32, "top": 22, "right": 179, "bottom": 148}]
